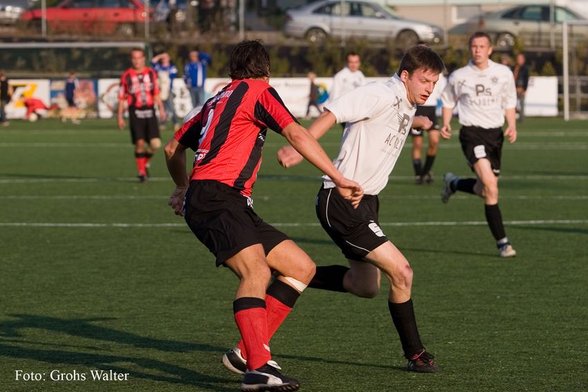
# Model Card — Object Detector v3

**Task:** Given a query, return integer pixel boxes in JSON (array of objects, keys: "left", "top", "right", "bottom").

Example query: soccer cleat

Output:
[
  {"left": 138, "top": 174, "right": 147, "bottom": 183},
  {"left": 223, "top": 348, "right": 282, "bottom": 375},
  {"left": 407, "top": 350, "right": 439, "bottom": 373},
  {"left": 415, "top": 175, "right": 424, "bottom": 185},
  {"left": 441, "top": 172, "right": 458, "bottom": 203},
  {"left": 241, "top": 363, "right": 300, "bottom": 392},
  {"left": 423, "top": 172, "right": 434, "bottom": 184},
  {"left": 498, "top": 243, "right": 517, "bottom": 258}
]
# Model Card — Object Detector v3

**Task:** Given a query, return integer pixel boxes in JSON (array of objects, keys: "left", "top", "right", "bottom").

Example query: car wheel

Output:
[
  {"left": 305, "top": 28, "right": 327, "bottom": 44},
  {"left": 495, "top": 32, "right": 515, "bottom": 49},
  {"left": 396, "top": 30, "right": 419, "bottom": 49},
  {"left": 117, "top": 23, "right": 135, "bottom": 37}
]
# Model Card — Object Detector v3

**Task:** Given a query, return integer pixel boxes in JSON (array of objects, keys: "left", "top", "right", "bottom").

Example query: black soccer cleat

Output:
[
  {"left": 138, "top": 174, "right": 147, "bottom": 183},
  {"left": 222, "top": 348, "right": 247, "bottom": 375},
  {"left": 241, "top": 363, "right": 300, "bottom": 392},
  {"left": 407, "top": 350, "right": 439, "bottom": 373}
]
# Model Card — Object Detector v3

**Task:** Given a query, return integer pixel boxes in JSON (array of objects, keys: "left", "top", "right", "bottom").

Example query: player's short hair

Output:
[
  {"left": 397, "top": 45, "right": 444, "bottom": 76},
  {"left": 468, "top": 31, "right": 492, "bottom": 46},
  {"left": 229, "top": 40, "right": 270, "bottom": 80}
]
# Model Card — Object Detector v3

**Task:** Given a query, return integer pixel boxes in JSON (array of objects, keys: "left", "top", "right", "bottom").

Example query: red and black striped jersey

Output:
[
  {"left": 118, "top": 67, "right": 160, "bottom": 109},
  {"left": 174, "top": 78, "right": 298, "bottom": 197}
]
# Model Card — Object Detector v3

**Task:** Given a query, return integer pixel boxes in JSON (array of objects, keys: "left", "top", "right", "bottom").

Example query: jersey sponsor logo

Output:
[
  {"left": 475, "top": 84, "right": 491, "bottom": 96},
  {"left": 194, "top": 148, "right": 209, "bottom": 163},
  {"left": 368, "top": 221, "right": 385, "bottom": 237},
  {"left": 474, "top": 145, "right": 487, "bottom": 159}
]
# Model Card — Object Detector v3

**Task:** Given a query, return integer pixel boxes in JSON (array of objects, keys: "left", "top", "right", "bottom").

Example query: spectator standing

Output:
[
  {"left": 0, "top": 70, "right": 12, "bottom": 126},
  {"left": 512, "top": 53, "right": 530, "bottom": 122},
  {"left": 65, "top": 72, "right": 79, "bottom": 107},
  {"left": 305, "top": 72, "right": 321, "bottom": 119},
  {"left": 118, "top": 48, "right": 166, "bottom": 182},
  {"left": 184, "top": 49, "right": 212, "bottom": 108},
  {"left": 152, "top": 51, "right": 179, "bottom": 130}
]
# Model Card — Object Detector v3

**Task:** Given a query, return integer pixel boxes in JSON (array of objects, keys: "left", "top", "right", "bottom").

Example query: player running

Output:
[
  {"left": 223, "top": 45, "right": 444, "bottom": 374},
  {"left": 440, "top": 31, "right": 518, "bottom": 258}
]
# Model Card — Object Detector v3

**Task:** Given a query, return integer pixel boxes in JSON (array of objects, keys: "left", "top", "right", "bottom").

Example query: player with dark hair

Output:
[
  {"left": 440, "top": 31, "right": 518, "bottom": 258},
  {"left": 273, "top": 45, "right": 445, "bottom": 373},
  {"left": 118, "top": 47, "right": 166, "bottom": 182},
  {"left": 164, "top": 40, "right": 363, "bottom": 392}
]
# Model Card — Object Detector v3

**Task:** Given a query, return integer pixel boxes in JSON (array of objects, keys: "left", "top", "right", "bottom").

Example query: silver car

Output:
[
  {"left": 449, "top": 4, "right": 588, "bottom": 49},
  {"left": 283, "top": 0, "right": 444, "bottom": 47}
]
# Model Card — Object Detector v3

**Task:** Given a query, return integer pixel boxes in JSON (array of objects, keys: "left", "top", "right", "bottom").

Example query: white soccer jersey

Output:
[
  {"left": 328, "top": 67, "right": 366, "bottom": 103},
  {"left": 323, "top": 75, "right": 416, "bottom": 195},
  {"left": 441, "top": 60, "right": 517, "bottom": 128}
]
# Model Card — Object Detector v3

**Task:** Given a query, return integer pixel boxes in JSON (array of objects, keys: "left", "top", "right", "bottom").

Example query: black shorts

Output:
[
  {"left": 184, "top": 180, "right": 289, "bottom": 266},
  {"left": 459, "top": 126, "right": 504, "bottom": 176},
  {"left": 316, "top": 186, "right": 388, "bottom": 261},
  {"left": 129, "top": 107, "right": 160, "bottom": 144},
  {"left": 411, "top": 105, "right": 437, "bottom": 137}
]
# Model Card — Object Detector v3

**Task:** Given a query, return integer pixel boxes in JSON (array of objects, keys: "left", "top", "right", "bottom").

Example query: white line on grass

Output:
[
  {"left": 1, "top": 174, "right": 587, "bottom": 184},
  {"left": 0, "top": 195, "right": 587, "bottom": 201},
  {"left": 1, "top": 219, "right": 586, "bottom": 229}
]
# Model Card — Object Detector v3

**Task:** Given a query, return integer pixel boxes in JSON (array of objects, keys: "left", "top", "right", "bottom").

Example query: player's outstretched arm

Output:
[
  {"left": 281, "top": 122, "right": 363, "bottom": 207},
  {"left": 164, "top": 138, "right": 189, "bottom": 216},
  {"left": 277, "top": 111, "right": 337, "bottom": 168}
]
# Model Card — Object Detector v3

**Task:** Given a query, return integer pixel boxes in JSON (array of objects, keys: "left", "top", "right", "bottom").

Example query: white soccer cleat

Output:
[{"left": 499, "top": 244, "right": 517, "bottom": 258}]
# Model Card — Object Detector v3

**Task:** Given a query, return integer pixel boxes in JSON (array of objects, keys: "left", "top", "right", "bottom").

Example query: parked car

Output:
[
  {"left": 0, "top": 0, "right": 31, "bottom": 25},
  {"left": 19, "top": 0, "right": 150, "bottom": 36},
  {"left": 449, "top": 4, "right": 588, "bottom": 49},
  {"left": 283, "top": 0, "right": 444, "bottom": 47}
]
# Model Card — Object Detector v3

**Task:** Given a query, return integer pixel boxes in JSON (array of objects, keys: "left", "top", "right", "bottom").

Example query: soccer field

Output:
[{"left": 0, "top": 118, "right": 587, "bottom": 392}]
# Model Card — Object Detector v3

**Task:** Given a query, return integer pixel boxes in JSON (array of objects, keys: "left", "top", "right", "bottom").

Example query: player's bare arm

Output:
[
  {"left": 164, "top": 138, "right": 189, "bottom": 216},
  {"left": 504, "top": 107, "right": 517, "bottom": 143},
  {"left": 440, "top": 107, "right": 453, "bottom": 139},
  {"left": 156, "top": 95, "right": 167, "bottom": 123},
  {"left": 277, "top": 110, "right": 337, "bottom": 168},
  {"left": 281, "top": 122, "right": 363, "bottom": 207},
  {"left": 117, "top": 98, "right": 126, "bottom": 130},
  {"left": 412, "top": 115, "right": 433, "bottom": 131}
]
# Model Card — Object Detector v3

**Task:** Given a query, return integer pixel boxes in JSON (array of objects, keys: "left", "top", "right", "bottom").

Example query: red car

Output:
[{"left": 20, "top": 0, "right": 151, "bottom": 36}]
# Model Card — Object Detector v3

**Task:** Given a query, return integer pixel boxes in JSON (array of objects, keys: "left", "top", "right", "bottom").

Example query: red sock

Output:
[
  {"left": 238, "top": 275, "right": 305, "bottom": 361},
  {"left": 135, "top": 153, "right": 147, "bottom": 175},
  {"left": 234, "top": 299, "right": 270, "bottom": 370}
]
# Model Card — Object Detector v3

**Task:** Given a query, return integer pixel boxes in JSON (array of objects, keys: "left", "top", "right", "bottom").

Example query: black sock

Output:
[
  {"left": 388, "top": 299, "right": 424, "bottom": 358},
  {"left": 412, "top": 159, "right": 422, "bottom": 176},
  {"left": 308, "top": 265, "right": 349, "bottom": 292},
  {"left": 455, "top": 178, "right": 477, "bottom": 194},
  {"left": 422, "top": 155, "right": 436, "bottom": 175},
  {"left": 267, "top": 279, "right": 300, "bottom": 308},
  {"left": 484, "top": 204, "right": 507, "bottom": 241}
]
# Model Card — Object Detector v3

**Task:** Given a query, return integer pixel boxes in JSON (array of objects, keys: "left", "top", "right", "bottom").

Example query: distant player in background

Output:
[
  {"left": 277, "top": 45, "right": 445, "bottom": 373},
  {"left": 329, "top": 52, "right": 365, "bottom": 129},
  {"left": 440, "top": 32, "right": 517, "bottom": 258},
  {"left": 65, "top": 72, "right": 79, "bottom": 108},
  {"left": 184, "top": 49, "right": 212, "bottom": 108},
  {"left": 165, "top": 40, "right": 362, "bottom": 392},
  {"left": 512, "top": 52, "right": 530, "bottom": 122},
  {"left": 151, "top": 51, "right": 179, "bottom": 130},
  {"left": 410, "top": 73, "right": 446, "bottom": 184},
  {"left": 118, "top": 47, "right": 166, "bottom": 182}
]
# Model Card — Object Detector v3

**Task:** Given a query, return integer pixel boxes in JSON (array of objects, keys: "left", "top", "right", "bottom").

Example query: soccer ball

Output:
[{"left": 29, "top": 113, "right": 38, "bottom": 122}]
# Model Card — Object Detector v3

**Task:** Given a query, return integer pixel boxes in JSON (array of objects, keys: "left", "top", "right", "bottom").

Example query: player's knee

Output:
[
  {"left": 293, "top": 258, "right": 316, "bottom": 285},
  {"left": 150, "top": 138, "right": 162, "bottom": 150},
  {"left": 394, "top": 264, "right": 413, "bottom": 291}
]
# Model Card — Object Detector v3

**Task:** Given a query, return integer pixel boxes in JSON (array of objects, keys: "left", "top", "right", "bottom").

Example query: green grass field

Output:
[{"left": 0, "top": 117, "right": 587, "bottom": 392}]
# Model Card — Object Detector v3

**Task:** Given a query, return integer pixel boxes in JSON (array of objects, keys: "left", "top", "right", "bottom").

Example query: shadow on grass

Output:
[
  {"left": 514, "top": 225, "right": 588, "bottom": 235},
  {"left": 0, "top": 314, "right": 234, "bottom": 390}
]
